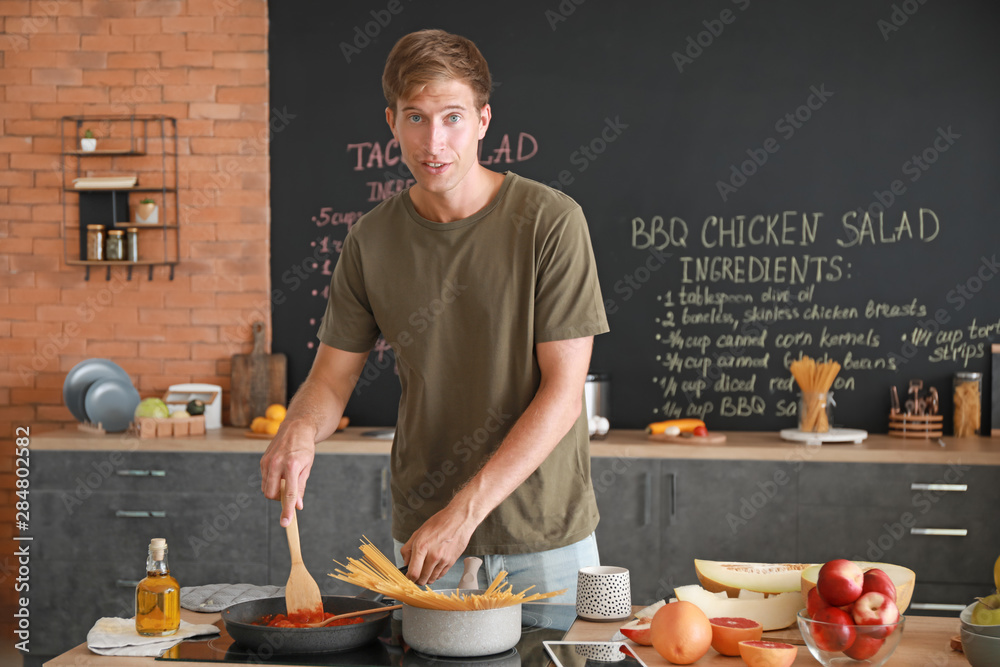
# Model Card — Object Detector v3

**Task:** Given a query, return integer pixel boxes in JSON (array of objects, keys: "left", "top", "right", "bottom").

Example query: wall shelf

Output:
[{"left": 60, "top": 115, "right": 180, "bottom": 281}]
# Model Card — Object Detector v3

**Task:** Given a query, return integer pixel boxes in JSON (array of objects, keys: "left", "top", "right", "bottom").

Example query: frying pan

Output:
[{"left": 222, "top": 590, "right": 391, "bottom": 655}]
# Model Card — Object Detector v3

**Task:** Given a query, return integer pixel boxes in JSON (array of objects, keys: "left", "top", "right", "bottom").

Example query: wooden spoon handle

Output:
[
  {"left": 309, "top": 604, "right": 402, "bottom": 628},
  {"left": 280, "top": 480, "right": 304, "bottom": 565}
]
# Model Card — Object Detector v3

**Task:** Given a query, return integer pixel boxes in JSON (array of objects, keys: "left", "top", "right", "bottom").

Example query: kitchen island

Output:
[{"left": 40, "top": 605, "right": 970, "bottom": 666}]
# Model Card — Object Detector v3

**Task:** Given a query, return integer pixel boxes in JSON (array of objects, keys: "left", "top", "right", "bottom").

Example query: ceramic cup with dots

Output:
[{"left": 576, "top": 566, "right": 631, "bottom": 621}]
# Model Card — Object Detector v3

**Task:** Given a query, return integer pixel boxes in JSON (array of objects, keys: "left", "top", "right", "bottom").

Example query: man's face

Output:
[{"left": 386, "top": 79, "right": 490, "bottom": 200}]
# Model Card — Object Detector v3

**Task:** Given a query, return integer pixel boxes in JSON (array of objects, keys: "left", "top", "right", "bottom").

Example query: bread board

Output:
[{"left": 647, "top": 432, "right": 726, "bottom": 444}]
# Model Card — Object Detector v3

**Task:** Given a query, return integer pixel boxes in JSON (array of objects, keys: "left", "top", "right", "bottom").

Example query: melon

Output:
[
  {"left": 800, "top": 561, "right": 915, "bottom": 613},
  {"left": 695, "top": 559, "right": 815, "bottom": 596},
  {"left": 673, "top": 585, "right": 804, "bottom": 631},
  {"left": 634, "top": 599, "right": 666, "bottom": 619}
]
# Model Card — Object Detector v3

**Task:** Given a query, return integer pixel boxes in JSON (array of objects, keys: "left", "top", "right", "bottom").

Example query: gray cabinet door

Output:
[
  {"left": 267, "top": 453, "right": 394, "bottom": 595},
  {"left": 591, "top": 457, "right": 664, "bottom": 605},
  {"left": 662, "top": 459, "right": 799, "bottom": 590}
]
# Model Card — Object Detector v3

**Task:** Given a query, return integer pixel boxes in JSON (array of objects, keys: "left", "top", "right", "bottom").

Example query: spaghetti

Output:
[
  {"left": 789, "top": 355, "right": 841, "bottom": 432},
  {"left": 329, "top": 537, "right": 566, "bottom": 610}
]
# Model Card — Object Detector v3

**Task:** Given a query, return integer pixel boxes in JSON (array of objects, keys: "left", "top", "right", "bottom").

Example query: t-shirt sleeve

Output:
[
  {"left": 316, "top": 230, "right": 381, "bottom": 353},
  {"left": 533, "top": 204, "right": 610, "bottom": 342}
]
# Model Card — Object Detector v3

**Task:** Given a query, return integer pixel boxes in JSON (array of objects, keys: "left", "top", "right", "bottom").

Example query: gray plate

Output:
[
  {"left": 84, "top": 377, "right": 140, "bottom": 432},
  {"left": 63, "top": 358, "right": 132, "bottom": 422}
]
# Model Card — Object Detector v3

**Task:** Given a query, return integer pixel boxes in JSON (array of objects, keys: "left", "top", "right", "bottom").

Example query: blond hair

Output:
[{"left": 382, "top": 29, "right": 492, "bottom": 112}]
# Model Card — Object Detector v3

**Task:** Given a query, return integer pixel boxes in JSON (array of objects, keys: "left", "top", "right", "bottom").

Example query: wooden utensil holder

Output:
[{"left": 888, "top": 413, "right": 942, "bottom": 438}]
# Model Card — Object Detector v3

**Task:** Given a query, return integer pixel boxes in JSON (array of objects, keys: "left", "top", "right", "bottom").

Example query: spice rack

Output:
[{"left": 60, "top": 115, "right": 180, "bottom": 280}]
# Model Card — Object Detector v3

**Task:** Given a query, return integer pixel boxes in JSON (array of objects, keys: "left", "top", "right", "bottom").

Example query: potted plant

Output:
[
  {"left": 80, "top": 129, "right": 97, "bottom": 152},
  {"left": 135, "top": 198, "right": 158, "bottom": 224}
]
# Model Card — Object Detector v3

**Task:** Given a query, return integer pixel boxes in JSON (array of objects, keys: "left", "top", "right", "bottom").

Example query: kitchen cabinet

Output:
[
  {"left": 28, "top": 450, "right": 268, "bottom": 660},
  {"left": 60, "top": 115, "right": 180, "bottom": 280},
  {"left": 797, "top": 461, "right": 999, "bottom": 614},
  {"left": 593, "top": 458, "right": 798, "bottom": 604},
  {"left": 266, "top": 452, "right": 394, "bottom": 594}
]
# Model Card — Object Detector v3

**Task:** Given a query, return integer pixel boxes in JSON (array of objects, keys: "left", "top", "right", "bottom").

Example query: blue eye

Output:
[
  {"left": 407, "top": 114, "right": 422, "bottom": 123},
  {"left": 448, "top": 114, "right": 461, "bottom": 123}
]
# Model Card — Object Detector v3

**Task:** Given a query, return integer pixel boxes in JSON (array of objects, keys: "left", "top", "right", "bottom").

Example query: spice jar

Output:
[
  {"left": 86, "top": 224, "right": 105, "bottom": 261},
  {"left": 953, "top": 372, "right": 982, "bottom": 437},
  {"left": 106, "top": 229, "right": 125, "bottom": 261},
  {"left": 126, "top": 227, "right": 139, "bottom": 262}
]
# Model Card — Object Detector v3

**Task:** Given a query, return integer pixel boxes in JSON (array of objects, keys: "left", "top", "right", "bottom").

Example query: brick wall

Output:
[{"left": 0, "top": 0, "right": 271, "bottom": 653}]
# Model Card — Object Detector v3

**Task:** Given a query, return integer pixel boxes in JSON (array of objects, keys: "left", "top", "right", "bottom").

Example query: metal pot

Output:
[
  {"left": 402, "top": 589, "right": 522, "bottom": 658},
  {"left": 221, "top": 592, "right": 391, "bottom": 655}
]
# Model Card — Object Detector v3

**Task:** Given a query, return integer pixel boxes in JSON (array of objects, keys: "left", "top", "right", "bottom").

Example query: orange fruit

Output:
[
  {"left": 250, "top": 417, "right": 268, "bottom": 434},
  {"left": 650, "top": 601, "right": 712, "bottom": 664},
  {"left": 709, "top": 617, "right": 763, "bottom": 656},
  {"left": 738, "top": 640, "right": 798, "bottom": 667},
  {"left": 337, "top": 415, "right": 350, "bottom": 431},
  {"left": 263, "top": 418, "right": 280, "bottom": 435},
  {"left": 265, "top": 404, "right": 287, "bottom": 422}
]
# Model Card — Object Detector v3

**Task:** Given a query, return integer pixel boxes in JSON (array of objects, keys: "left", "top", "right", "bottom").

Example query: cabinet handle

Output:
[
  {"left": 115, "top": 510, "right": 167, "bottom": 518},
  {"left": 910, "top": 483, "right": 966, "bottom": 492},
  {"left": 380, "top": 467, "right": 389, "bottom": 522},
  {"left": 909, "top": 602, "right": 968, "bottom": 612},
  {"left": 116, "top": 579, "right": 142, "bottom": 588},
  {"left": 116, "top": 469, "right": 167, "bottom": 477},
  {"left": 910, "top": 527, "right": 967, "bottom": 537},
  {"left": 665, "top": 472, "right": 676, "bottom": 523},
  {"left": 642, "top": 471, "right": 653, "bottom": 527}
]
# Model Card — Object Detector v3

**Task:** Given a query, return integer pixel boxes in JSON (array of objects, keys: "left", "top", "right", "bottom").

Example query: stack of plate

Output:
[{"left": 63, "top": 359, "right": 141, "bottom": 433}]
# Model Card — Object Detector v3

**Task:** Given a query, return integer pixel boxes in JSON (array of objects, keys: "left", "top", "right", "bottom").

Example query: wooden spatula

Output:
[{"left": 280, "top": 480, "right": 324, "bottom": 622}]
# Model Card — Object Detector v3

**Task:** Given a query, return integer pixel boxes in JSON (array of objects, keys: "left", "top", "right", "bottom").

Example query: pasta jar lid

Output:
[
  {"left": 955, "top": 372, "right": 982, "bottom": 380},
  {"left": 87, "top": 224, "right": 105, "bottom": 230},
  {"left": 108, "top": 229, "right": 125, "bottom": 236}
]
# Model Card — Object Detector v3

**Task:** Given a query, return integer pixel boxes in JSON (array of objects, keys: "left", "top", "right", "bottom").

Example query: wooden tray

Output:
[
  {"left": 244, "top": 431, "right": 273, "bottom": 439},
  {"left": 888, "top": 413, "right": 943, "bottom": 438},
  {"left": 647, "top": 432, "right": 727, "bottom": 444}
]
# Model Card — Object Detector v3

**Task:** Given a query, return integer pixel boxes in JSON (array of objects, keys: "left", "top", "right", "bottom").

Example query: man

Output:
[{"left": 261, "top": 29, "right": 609, "bottom": 599}]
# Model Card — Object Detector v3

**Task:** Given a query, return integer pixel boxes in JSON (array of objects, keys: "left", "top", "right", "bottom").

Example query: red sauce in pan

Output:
[{"left": 253, "top": 612, "right": 365, "bottom": 628}]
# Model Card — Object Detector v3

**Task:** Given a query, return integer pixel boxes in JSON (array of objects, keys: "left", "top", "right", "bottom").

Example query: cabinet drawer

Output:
[
  {"left": 31, "top": 451, "right": 262, "bottom": 494},
  {"left": 798, "top": 505, "right": 996, "bottom": 586},
  {"left": 798, "top": 462, "right": 993, "bottom": 510},
  {"left": 33, "top": 489, "right": 268, "bottom": 564}
]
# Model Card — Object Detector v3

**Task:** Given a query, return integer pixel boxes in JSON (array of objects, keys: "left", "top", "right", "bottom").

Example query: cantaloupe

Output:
[
  {"left": 799, "top": 561, "right": 915, "bottom": 613},
  {"left": 695, "top": 560, "right": 815, "bottom": 596},
  {"left": 673, "top": 585, "right": 804, "bottom": 631}
]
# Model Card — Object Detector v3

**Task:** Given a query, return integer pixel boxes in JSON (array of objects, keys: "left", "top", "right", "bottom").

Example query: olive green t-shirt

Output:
[{"left": 317, "top": 172, "right": 609, "bottom": 554}]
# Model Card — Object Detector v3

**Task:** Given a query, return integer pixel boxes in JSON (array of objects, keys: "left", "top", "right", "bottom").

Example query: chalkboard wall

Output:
[{"left": 268, "top": 0, "right": 1000, "bottom": 433}]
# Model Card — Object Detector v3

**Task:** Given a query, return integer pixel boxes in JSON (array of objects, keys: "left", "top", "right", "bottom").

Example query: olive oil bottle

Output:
[{"left": 135, "top": 538, "right": 180, "bottom": 636}]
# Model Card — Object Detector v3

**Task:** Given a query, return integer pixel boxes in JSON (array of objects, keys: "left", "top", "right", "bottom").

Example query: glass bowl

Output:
[{"left": 797, "top": 610, "right": 904, "bottom": 666}]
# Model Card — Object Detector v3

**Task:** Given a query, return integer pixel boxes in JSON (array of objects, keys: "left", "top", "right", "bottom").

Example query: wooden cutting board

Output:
[
  {"left": 647, "top": 432, "right": 727, "bottom": 444},
  {"left": 230, "top": 321, "right": 287, "bottom": 427}
]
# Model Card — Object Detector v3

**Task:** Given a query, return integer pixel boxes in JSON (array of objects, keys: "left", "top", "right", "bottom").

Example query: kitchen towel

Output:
[
  {"left": 86, "top": 617, "right": 219, "bottom": 657},
  {"left": 181, "top": 582, "right": 285, "bottom": 612}
]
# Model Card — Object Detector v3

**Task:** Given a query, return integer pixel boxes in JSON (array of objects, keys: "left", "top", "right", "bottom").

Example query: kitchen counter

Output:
[
  {"left": 29, "top": 425, "right": 1000, "bottom": 465},
  {"left": 41, "top": 607, "right": 970, "bottom": 666}
]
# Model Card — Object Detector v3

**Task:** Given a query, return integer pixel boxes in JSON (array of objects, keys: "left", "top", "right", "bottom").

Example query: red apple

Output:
[
  {"left": 619, "top": 617, "right": 652, "bottom": 645},
  {"left": 851, "top": 591, "right": 899, "bottom": 638},
  {"left": 809, "top": 607, "right": 857, "bottom": 652},
  {"left": 843, "top": 634, "right": 886, "bottom": 660},
  {"left": 806, "top": 586, "right": 830, "bottom": 618},
  {"left": 862, "top": 568, "right": 897, "bottom": 603},
  {"left": 817, "top": 559, "right": 865, "bottom": 607}
]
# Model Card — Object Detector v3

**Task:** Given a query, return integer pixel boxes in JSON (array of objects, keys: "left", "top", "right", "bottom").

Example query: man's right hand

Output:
[{"left": 260, "top": 420, "right": 319, "bottom": 527}]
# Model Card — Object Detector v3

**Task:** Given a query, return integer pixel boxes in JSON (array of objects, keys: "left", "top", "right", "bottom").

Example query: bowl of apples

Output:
[{"left": 797, "top": 559, "right": 905, "bottom": 666}]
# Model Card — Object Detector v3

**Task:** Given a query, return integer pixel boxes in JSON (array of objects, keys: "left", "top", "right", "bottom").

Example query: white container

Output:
[{"left": 165, "top": 383, "right": 222, "bottom": 429}]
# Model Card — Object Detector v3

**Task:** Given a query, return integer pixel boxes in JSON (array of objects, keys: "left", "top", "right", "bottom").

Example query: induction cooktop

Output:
[{"left": 158, "top": 603, "right": 579, "bottom": 666}]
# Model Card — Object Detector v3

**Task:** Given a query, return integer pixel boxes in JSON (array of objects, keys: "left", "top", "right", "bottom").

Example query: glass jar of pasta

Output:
[{"left": 953, "top": 372, "right": 981, "bottom": 437}]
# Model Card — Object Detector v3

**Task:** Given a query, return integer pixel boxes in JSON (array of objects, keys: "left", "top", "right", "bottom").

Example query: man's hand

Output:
[
  {"left": 260, "top": 421, "right": 318, "bottom": 526},
  {"left": 400, "top": 503, "right": 478, "bottom": 585},
  {"left": 258, "top": 343, "right": 369, "bottom": 527}
]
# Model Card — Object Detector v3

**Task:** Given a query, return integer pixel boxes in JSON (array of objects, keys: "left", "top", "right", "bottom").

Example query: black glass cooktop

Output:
[{"left": 158, "top": 603, "right": 578, "bottom": 666}]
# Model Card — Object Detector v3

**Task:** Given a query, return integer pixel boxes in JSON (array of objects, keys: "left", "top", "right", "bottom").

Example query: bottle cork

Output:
[{"left": 150, "top": 538, "right": 167, "bottom": 560}]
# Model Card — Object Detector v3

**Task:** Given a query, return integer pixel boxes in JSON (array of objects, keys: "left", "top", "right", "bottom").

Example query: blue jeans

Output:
[{"left": 393, "top": 533, "right": 600, "bottom": 604}]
